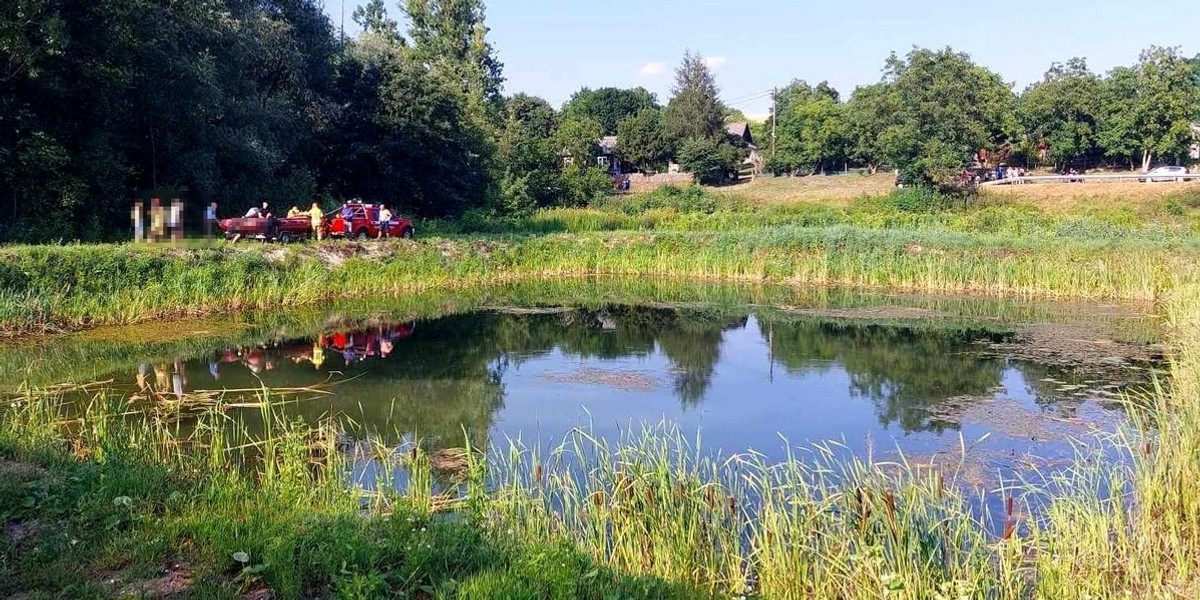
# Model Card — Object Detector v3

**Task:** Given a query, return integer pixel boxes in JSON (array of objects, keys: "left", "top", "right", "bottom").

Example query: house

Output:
[
  {"left": 726, "top": 122, "right": 763, "bottom": 174},
  {"left": 562, "top": 135, "right": 623, "bottom": 175},
  {"left": 597, "top": 135, "right": 622, "bottom": 174}
]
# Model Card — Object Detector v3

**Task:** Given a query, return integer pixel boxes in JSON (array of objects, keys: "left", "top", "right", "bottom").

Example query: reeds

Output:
[{"left": 0, "top": 225, "right": 1194, "bottom": 335}]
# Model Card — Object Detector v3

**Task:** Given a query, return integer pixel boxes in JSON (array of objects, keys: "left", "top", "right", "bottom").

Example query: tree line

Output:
[
  {"left": 2, "top": 0, "right": 1199, "bottom": 242},
  {"left": 767, "top": 47, "right": 1200, "bottom": 184}
]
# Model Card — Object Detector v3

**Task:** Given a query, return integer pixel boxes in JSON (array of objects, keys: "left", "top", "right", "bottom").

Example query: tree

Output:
[
  {"left": 872, "top": 47, "right": 1017, "bottom": 186},
  {"left": 663, "top": 51, "right": 725, "bottom": 146},
  {"left": 496, "top": 94, "right": 561, "bottom": 212},
  {"left": 324, "top": 4, "right": 492, "bottom": 217},
  {"left": 676, "top": 136, "right": 740, "bottom": 184},
  {"left": 403, "top": 0, "right": 505, "bottom": 119},
  {"left": 767, "top": 80, "right": 848, "bottom": 175},
  {"left": 561, "top": 87, "right": 658, "bottom": 136},
  {"left": 1098, "top": 46, "right": 1199, "bottom": 171},
  {"left": 555, "top": 116, "right": 609, "bottom": 205},
  {"left": 353, "top": 0, "right": 401, "bottom": 40},
  {"left": 1017, "top": 58, "right": 1103, "bottom": 170},
  {"left": 615, "top": 109, "right": 671, "bottom": 173},
  {"left": 844, "top": 83, "right": 897, "bottom": 173}
]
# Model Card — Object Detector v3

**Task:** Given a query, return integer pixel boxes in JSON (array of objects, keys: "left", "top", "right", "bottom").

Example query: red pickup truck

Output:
[
  {"left": 217, "top": 216, "right": 314, "bottom": 243},
  {"left": 327, "top": 203, "right": 414, "bottom": 240},
  {"left": 218, "top": 203, "right": 414, "bottom": 243}
]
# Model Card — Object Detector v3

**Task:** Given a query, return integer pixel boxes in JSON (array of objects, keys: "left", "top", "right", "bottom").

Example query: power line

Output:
[{"left": 723, "top": 89, "right": 774, "bottom": 104}]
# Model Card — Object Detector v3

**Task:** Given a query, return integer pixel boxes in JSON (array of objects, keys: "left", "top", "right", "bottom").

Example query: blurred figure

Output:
[
  {"left": 169, "top": 199, "right": 183, "bottom": 243},
  {"left": 149, "top": 198, "right": 165, "bottom": 242},
  {"left": 311, "top": 341, "right": 326, "bottom": 370},
  {"left": 136, "top": 363, "right": 149, "bottom": 392},
  {"left": 172, "top": 359, "right": 186, "bottom": 400},
  {"left": 204, "top": 202, "right": 218, "bottom": 239},
  {"left": 153, "top": 363, "right": 170, "bottom": 394},
  {"left": 132, "top": 201, "right": 144, "bottom": 243},
  {"left": 208, "top": 359, "right": 220, "bottom": 381},
  {"left": 287, "top": 205, "right": 302, "bottom": 218}
]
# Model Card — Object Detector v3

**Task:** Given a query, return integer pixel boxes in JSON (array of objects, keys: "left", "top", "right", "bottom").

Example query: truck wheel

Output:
[
  {"left": 401, "top": 227, "right": 414, "bottom": 239},
  {"left": 355, "top": 229, "right": 369, "bottom": 242},
  {"left": 279, "top": 232, "right": 293, "bottom": 244}
]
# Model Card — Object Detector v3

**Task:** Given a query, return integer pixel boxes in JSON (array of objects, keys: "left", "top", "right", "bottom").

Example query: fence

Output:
[{"left": 981, "top": 173, "right": 1200, "bottom": 186}]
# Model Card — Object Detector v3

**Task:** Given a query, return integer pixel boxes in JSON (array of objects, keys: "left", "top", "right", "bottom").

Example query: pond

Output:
[{"left": 2, "top": 280, "right": 1164, "bottom": 487}]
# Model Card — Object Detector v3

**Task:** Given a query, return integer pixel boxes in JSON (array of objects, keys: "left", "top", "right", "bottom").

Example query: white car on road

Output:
[{"left": 1140, "top": 165, "right": 1189, "bottom": 182}]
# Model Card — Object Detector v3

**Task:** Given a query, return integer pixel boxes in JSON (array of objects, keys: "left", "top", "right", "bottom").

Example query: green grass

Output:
[
  {"left": 4, "top": 183, "right": 1200, "bottom": 597},
  {"left": 0, "top": 222, "right": 1197, "bottom": 335}
]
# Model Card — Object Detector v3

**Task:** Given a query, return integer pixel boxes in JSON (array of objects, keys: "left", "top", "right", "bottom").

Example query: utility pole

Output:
[
  {"left": 340, "top": 0, "right": 345, "bottom": 44},
  {"left": 771, "top": 87, "right": 777, "bottom": 158}
]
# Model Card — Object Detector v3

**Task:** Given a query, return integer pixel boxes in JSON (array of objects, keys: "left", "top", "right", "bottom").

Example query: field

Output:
[{"left": 4, "top": 178, "right": 1200, "bottom": 598}]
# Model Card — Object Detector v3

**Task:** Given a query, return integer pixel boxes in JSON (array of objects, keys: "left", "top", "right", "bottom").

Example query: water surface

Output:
[{"left": 4, "top": 282, "right": 1161, "bottom": 484}]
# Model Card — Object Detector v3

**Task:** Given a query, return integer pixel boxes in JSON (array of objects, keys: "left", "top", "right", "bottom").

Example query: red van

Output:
[{"left": 327, "top": 203, "right": 414, "bottom": 240}]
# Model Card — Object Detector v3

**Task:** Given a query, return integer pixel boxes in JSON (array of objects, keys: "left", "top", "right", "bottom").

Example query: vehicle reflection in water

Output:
[{"left": 80, "top": 306, "right": 1151, "bottom": 469}]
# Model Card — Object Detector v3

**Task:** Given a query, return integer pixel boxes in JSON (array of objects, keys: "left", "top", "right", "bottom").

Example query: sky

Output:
[{"left": 322, "top": 0, "right": 1200, "bottom": 119}]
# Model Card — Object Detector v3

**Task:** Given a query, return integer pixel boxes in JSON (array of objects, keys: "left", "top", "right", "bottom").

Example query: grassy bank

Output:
[
  {"left": 0, "top": 281, "right": 1197, "bottom": 598},
  {"left": 1, "top": 224, "right": 1197, "bottom": 336}
]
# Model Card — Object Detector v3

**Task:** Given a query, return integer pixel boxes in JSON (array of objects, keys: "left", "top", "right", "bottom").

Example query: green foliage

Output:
[
  {"left": 611, "top": 185, "right": 719, "bottom": 215},
  {"left": 616, "top": 108, "right": 672, "bottom": 173},
  {"left": 663, "top": 51, "right": 725, "bottom": 147},
  {"left": 1018, "top": 58, "right": 1103, "bottom": 168},
  {"left": 767, "top": 80, "right": 848, "bottom": 174},
  {"left": 865, "top": 47, "right": 1017, "bottom": 186},
  {"left": 1097, "top": 46, "right": 1200, "bottom": 170},
  {"left": 561, "top": 87, "right": 659, "bottom": 136},
  {"left": 497, "top": 94, "right": 562, "bottom": 212},
  {"left": 676, "top": 137, "right": 740, "bottom": 184}
]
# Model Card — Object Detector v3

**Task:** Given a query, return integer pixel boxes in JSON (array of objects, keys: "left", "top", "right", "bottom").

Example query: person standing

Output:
[
  {"left": 204, "top": 202, "right": 217, "bottom": 239},
  {"left": 377, "top": 204, "right": 393, "bottom": 239},
  {"left": 169, "top": 199, "right": 183, "bottom": 242},
  {"left": 149, "top": 198, "right": 165, "bottom": 242},
  {"left": 132, "top": 201, "right": 145, "bottom": 243},
  {"left": 339, "top": 201, "right": 355, "bottom": 238},
  {"left": 308, "top": 202, "right": 324, "bottom": 241}
]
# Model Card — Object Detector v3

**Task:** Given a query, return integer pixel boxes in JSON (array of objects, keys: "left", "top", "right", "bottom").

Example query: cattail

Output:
[
  {"left": 534, "top": 463, "right": 543, "bottom": 482},
  {"left": 885, "top": 490, "right": 896, "bottom": 522},
  {"left": 706, "top": 486, "right": 716, "bottom": 508},
  {"left": 646, "top": 487, "right": 656, "bottom": 509},
  {"left": 1006, "top": 495, "right": 1014, "bottom": 518},
  {"left": 937, "top": 473, "right": 945, "bottom": 497},
  {"left": 728, "top": 496, "right": 738, "bottom": 516},
  {"left": 591, "top": 490, "right": 606, "bottom": 507},
  {"left": 676, "top": 481, "right": 686, "bottom": 499},
  {"left": 1143, "top": 441, "right": 1153, "bottom": 456},
  {"left": 1002, "top": 520, "right": 1016, "bottom": 541}
]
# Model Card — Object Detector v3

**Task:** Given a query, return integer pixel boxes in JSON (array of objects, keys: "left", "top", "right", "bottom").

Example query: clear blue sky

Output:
[{"left": 324, "top": 0, "right": 1200, "bottom": 117}]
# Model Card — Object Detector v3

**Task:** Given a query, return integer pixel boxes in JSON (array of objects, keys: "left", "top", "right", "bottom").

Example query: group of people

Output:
[
  {"left": 132, "top": 199, "right": 217, "bottom": 242},
  {"left": 241, "top": 199, "right": 398, "bottom": 240}
]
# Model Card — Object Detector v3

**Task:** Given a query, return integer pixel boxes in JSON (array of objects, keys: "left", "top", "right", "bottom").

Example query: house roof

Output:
[{"left": 726, "top": 123, "right": 749, "bottom": 138}]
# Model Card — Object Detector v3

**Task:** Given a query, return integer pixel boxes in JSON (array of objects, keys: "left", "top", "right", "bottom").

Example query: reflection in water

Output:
[{"left": 59, "top": 305, "right": 1149, "bottom": 463}]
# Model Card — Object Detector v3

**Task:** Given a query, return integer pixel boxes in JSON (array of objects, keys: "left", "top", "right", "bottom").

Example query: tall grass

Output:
[
  {"left": 1, "top": 225, "right": 1196, "bottom": 334},
  {"left": 2, "top": 265, "right": 1199, "bottom": 598}
]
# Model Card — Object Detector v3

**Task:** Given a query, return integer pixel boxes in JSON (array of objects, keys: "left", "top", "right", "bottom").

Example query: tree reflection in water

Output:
[{"left": 80, "top": 305, "right": 1144, "bottom": 452}]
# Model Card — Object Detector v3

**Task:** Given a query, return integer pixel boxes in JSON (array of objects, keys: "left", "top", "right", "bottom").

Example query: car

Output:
[
  {"left": 217, "top": 216, "right": 313, "bottom": 243},
  {"left": 1140, "top": 165, "right": 1189, "bottom": 183},
  {"left": 326, "top": 203, "right": 415, "bottom": 240}
]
